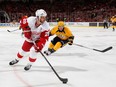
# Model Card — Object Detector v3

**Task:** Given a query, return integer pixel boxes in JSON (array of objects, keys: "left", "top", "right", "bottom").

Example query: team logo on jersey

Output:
[{"left": 58, "top": 34, "right": 66, "bottom": 39}]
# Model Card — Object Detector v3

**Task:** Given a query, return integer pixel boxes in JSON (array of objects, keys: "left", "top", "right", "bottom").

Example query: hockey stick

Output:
[
  {"left": 73, "top": 43, "right": 113, "bottom": 53},
  {"left": 40, "top": 51, "right": 68, "bottom": 84},
  {"left": 7, "top": 29, "right": 34, "bottom": 33},
  {"left": 7, "top": 29, "right": 19, "bottom": 32}
]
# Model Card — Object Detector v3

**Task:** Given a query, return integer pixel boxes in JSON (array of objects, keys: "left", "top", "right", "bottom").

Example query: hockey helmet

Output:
[
  {"left": 35, "top": 9, "right": 47, "bottom": 18},
  {"left": 58, "top": 21, "right": 65, "bottom": 27}
]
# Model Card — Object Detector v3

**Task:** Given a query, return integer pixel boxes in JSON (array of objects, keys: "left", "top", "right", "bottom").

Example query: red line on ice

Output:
[{"left": 13, "top": 66, "right": 33, "bottom": 87}]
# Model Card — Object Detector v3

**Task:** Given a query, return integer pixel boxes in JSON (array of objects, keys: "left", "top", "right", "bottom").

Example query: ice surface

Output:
[{"left": 0, "top": 26, "right": 116, "bottom": 87}]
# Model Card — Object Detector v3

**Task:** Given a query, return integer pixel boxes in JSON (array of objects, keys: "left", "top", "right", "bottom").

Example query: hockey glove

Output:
[
  {"left": 68, "top": 39, "right": 73, "bottom": 45},
  {"left": 68, "top": 36, "right": 74, "bottom": 45}
]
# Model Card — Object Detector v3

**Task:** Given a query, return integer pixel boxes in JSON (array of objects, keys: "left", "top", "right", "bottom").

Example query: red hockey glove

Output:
[{"left": 34, "top": 30, "right": 49, "bottom": 52}]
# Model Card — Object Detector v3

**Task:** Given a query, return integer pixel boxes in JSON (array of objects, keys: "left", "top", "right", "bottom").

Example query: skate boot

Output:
[
  {"left": 44, "top": 50, "right": 51, "bottom": 55},
  {"left": 24, "top": 64, "right": 32, "bottom": 71},
  {"left": 44, "top": 49, "right": 55, "bottom": 56},
  {"left": 9, "top": 59, "right": 19, "bottom": 65}
]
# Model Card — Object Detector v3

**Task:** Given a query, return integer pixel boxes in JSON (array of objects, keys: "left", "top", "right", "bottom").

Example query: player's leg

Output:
[
  {"left": 44, "top": 37, "right": 60, "bottom": 55},
  {"left": 44, "top": 37, "right": 68, "bottom": 55},
  {"left": 113, "top": 23, "right": 116, "bottom": 31},
  {"left": 112, "top": 26, "right": 115, "bottom": 31},
  {"left": 24, "top": 39, "right": 46, "bottom": 70},
  {"left": 113, "top": 27, "right": 115, "bottom": 31},
  {"left": 48, "top": 42, "right": 55, "bottom": 50},
  {"left": 47, "top": 40, "right": 68, "bottom": 55},
  {"left": 53, "top": 42, "right": 62, "bottom": 51},
  {"left": 24, "top": 47, "right": 37, "bottom": 70},
  {"left": 106, "top": 23, "right": 108, "bottom": 29},
  {"left": 53, "top": 40, "right": 68, "bottom": 51},
  {"left": 104, "top": 23, "right": 107, "bottom": 29},
  {"left": 9, "top": 40, "right": 33, "bottom": 65},
  {"left": 112, "top": 23, "right": 115, "bottom": 31},
  {"left": 103, "top": 23, "right": 105, "bottom": 29}
]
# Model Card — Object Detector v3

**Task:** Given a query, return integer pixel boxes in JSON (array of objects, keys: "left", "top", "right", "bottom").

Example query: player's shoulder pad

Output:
[
  {"left": 64, "top": 26, "right": 70, "bottom": 30},
  {"left": 52, "top": 26, "right": 58, "bottom": 29},
  {"left": 50, "top": 26, "right": 58, "bottom": 33},
  {"left": 64, "top": 26, "right": 72, "bottom": 33},
  {"left": 42, "top": 21, "right": 50, "bottom": 31},
  {"left": 27, "top": 16, "right": 36, "bottom": 25}
]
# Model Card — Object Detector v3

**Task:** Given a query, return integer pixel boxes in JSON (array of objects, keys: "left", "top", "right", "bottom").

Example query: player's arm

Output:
[
  {"left": 20, "top": 17, "right": 32, "bottom": 41},
  {"left": 68, "top": 36, "right": 74, "bottom": 45},
  {"left": 66, "top": 28, "right": 74, "bottom": 45},
  {"left": 34, "top": 30, "right": 49, "bottom": 52}
]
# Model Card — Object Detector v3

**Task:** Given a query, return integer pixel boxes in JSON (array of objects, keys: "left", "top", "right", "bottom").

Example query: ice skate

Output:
[
  {"left": 44, "top": 50, "right": 52, "bottom": 56},
  {"left": 44, "top": 48, "right": 55, "bottom": 56},
  {"left": 9, "top": 59, "right": 19, "bottom": 65},
  {"left": 24, "top": 64, "right": 32, "bottom": 71}
]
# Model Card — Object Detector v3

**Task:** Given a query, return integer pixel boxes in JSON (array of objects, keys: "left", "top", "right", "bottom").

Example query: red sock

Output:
[
  {"left": 17, "top": 52, "right": 23, "bottom": 59},
  {"left": 29, "top": 57, "right": 36, "bottom": 62}
]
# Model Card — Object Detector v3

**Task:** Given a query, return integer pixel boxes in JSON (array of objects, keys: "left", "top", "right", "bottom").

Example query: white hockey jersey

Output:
[{"left": 26, "top": 16, "right": 50, "bottom": 42}]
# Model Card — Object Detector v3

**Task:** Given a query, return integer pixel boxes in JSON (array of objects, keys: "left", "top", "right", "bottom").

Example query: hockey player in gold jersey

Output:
[
  {"left": 110, "top": 15, "right": 116, "bottom": 31},
  {"left": 44, "top": 21, "right": 74, "bottom": 55}
]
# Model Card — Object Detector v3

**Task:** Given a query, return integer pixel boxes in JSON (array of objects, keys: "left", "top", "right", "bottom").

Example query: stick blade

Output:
[
  {"left": 93, "top": 46, "right": 113, "bottom": 53},
  {"left": 60, "top": 78, "right": 68, "bottom": 84},
  {"left": 101, "top": 46, "right": 113, "bottom": 52}
]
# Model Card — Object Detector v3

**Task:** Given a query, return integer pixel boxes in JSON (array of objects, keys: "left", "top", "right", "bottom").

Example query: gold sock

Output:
[
  {"left": 53, "top": 42, "right": 62, "bottom": 51},
  {"left": 48, "top": 42, "right": 54, "bottom": 49}
]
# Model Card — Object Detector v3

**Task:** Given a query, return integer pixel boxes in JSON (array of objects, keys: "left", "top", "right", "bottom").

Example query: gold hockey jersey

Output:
[
  {"left": 111, "top": 16, "right": 116, "bottom": 23},
  {"left": 50, "top": 26, "right": 73, "bottom": 40}
]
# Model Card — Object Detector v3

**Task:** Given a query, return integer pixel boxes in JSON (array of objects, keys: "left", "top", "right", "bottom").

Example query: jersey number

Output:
[{"left": 22, "top": 19, "right": 27, "bottom": 24}]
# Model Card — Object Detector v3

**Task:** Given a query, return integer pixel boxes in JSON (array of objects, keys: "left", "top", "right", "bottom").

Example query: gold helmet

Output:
[{"left": 58, "top": 21, "right": 65, "bottom": 27}]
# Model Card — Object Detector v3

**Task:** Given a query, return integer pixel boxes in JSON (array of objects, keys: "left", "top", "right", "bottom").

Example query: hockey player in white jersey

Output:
[{"left": 9, "top": 9, "right": 50, "bottom": 71}]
